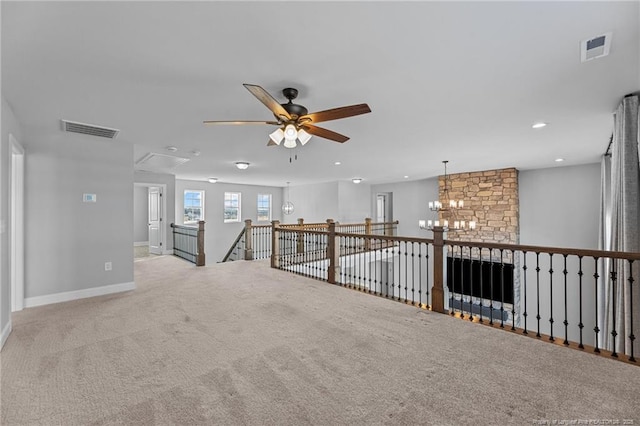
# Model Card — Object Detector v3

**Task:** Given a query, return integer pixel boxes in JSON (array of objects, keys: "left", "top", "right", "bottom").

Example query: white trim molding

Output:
[
  {"left": 1, "top": 320, "right": 12, "bottom": 351},
  {"left": 24, "top": 281, "right": 136, "bottom": 308},
  {"left": 134, "top": 241, "right": 149, "bottom": 247},
  {"left": 162, "top": 249, "right": 174, "bottom": 255}
]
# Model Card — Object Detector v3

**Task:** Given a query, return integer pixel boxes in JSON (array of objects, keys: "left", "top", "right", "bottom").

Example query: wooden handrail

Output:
[{"left": 222, "top": 227, "right": 245, "bottom": 263}]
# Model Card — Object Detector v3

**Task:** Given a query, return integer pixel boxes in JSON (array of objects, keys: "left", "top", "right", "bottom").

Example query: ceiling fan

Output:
[{"left": 203, "top": 84, "right": 371, "bottom": 148}]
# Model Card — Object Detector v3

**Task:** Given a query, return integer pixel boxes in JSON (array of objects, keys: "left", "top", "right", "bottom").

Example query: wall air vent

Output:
[
  {"left": 580, "top": 32, "right": 612, "bottom": 63},
  {"left": 60, "top": 120, "right": 120, "bottom": 139},
  {"left": 135, "top": 152, "right": 190, "bottom": 172}
]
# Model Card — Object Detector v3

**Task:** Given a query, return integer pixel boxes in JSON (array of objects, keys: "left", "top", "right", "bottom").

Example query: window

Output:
[
  {"left": 184, "top": 190, "right": 204, "bottom": 224},
  {"left": 224, "top": 192, "right": 241, "bottom": 223},
  {"left": 257, "top": 194, "right": 272, "bottom": 222}
]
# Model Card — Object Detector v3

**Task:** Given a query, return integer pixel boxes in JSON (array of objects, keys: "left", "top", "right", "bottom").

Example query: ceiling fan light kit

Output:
[{"left": 204, "top": 84, "right": 371, "bottom": 150}]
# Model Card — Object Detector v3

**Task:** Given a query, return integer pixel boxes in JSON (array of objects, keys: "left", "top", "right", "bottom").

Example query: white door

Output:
[
  {"left": 376, "top": 194, "right": 386, "bottom": 223},
  {"left": 148, "top": 187, "right": 162, "bottom": 255}
]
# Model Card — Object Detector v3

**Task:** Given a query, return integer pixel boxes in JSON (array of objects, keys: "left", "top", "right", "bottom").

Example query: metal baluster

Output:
[
  {"left": 459, "top": 246, "right": 465, "bottom": 319},
  {"left": 577, "top": 256, "right": 584, "bottom": 348},
  {"left": 522, "top": 251, "right": 528, "bottom": 334},
  {"left": 500, "top": 249, "right": 505, "bottom": 328},
  {"left": 489, "top": 248, "right": 494, "bottom": 325},
  {"left": 450, "top": 245, "right": 456, "bottom": 316},
  {"left": 404, "top": 241, "right": 409, "bottom": 303},
  {"left": 628, "top": 259, "right": 636, "bottom": 362},
  {"left": 468, "top": 246, "right": 474, "bottom": 321},
  {"left": 411, "top": 242, "right": 416, "bottom": 305},
  {"left": 511, "top": 250, "right": 516, "bottom": 331},
  {"left": 385, "top": 244, "right": 390, "bottom": 298},
  {"left": 611, "top": 260, "right": 618, "bottom": 358},
  {"left": 418, "top": 243, "right": 422, "bottom": 307},
  {"left": 479, "top": 248, "right": 484, "bottom": 324},
  {"left": 535, "top": 252, "right": 541, "bottom": 337},
  {"left": 562, "top": 254, "right": 569, "bottom": 345},
  {"left": 426, "top": 243, "right": 430, "bottom": 309},
  {"left": 593, "top": 257, "right": 601, "bottom": 353}
]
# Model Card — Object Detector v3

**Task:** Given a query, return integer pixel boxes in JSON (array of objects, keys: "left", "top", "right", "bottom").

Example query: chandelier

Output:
[{"left": 419, "top": 160, "right": 475, "bottom": 231}]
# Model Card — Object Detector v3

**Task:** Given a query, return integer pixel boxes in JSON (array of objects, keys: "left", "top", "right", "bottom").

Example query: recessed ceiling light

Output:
[
  {"left": 192, "top": 150, "right": 201, "bottom": 157},
  {"left": 208, "top": 177, "right": 218, "bottom": 183},
  {"left": 352, "top": 178, "right": 363, "bottom": 184},
  {"left": 404, "top": 175, "right": 409, "bottom": 179},
  {"left": 555, "top": 158, "right": 564, "bottom": 162},
  {"left": 235, "top": 161, "right": 250, "bottom": 170},
  {"left": 334, "top": 161, "right": 341, "bottom": 165},
  {"left": 532, "top": 122, "right": 547, "bottom": 129}
]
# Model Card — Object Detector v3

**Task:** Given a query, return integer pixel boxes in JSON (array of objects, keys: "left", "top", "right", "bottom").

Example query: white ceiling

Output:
[{"left": 2, "top": 1, "right": 639, "bottom": 187}]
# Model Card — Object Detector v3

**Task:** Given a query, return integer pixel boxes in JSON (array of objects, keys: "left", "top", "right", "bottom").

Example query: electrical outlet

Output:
[{"left": 105, "top": 262, "right": 112, "bottom": 271}]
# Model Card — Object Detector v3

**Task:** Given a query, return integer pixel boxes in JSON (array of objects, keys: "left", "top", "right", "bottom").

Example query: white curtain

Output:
[{"left": 598, "top": 94, "right": 640, "bottom": 356}]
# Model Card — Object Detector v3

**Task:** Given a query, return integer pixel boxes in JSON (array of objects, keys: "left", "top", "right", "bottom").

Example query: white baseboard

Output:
[
  {"left": 162, "top": 249, "right": 174, "bottom": 255},
  {"left": 134, "top": 241, "right": 149, "bottom": 247},
  {"left": 1, "top": 319, "right": 12, "bottom": 351},
  {"left": 24, "top": 281, "right": 136, "bottom": 309}
]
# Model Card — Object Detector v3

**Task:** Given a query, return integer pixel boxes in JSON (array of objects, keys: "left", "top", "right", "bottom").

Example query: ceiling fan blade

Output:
[
  {"left": 301, "top": 124, "right": 349, "bottom": 143},
  {"left": 202, "top": 120, "right": 279, "bottom": 125},
  {"left": 299, "top": 103, "right": 371, "bottom": 124},
  {"left": 243, "top": 84, "right": 291, "bottom": 120}
]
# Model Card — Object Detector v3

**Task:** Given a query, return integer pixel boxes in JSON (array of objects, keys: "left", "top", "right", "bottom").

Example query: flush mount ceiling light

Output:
[
  {"left": 235, "top": 162, "right": 250, "bottom": 170},
  {"left": 555, "top": 158, "right": 565, "bottom": 162},
  {"left": 532, "top": 122, "right": 547, "bottom": 129},
  {"left": 334, "top": 161, "right": 341, "bottom": 166},
  {"left": 208, "top": 177, "right": 218, "bottom": 183},
  {"left": 352, "top": 178, "right": 363, "bottom": 184},
  {"left": 166, "top": 146, "right": 178, "bottom": 152}
]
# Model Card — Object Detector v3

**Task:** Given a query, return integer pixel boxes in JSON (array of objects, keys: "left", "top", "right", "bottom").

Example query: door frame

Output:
[
  {"left": 10, "top": 134, "right": 25, "bottom": 312},
  {"left": 134, "top": 183, "right": 167, "bottom": 255}
]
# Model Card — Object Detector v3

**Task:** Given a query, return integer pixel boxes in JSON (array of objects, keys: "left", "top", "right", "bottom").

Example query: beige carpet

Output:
[{"left": 1, "top": 255, "right": 639, "bottom": 425}]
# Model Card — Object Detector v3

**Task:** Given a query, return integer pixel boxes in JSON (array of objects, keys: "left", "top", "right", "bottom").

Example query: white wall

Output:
[
  {"left": 1, "top": 97, "right": 24, "bottom": 348},
  {"left": 22, "top": 127, "right": 134, "bottom": 304},
  {"left": 175, "top": 180, "right": 283, "bottom": 263},
  {"left": 133, "top": 185, "right": 149, "bottom": 243}
]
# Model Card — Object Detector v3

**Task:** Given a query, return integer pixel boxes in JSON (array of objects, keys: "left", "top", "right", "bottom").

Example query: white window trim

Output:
[
  {"left": 257, "top": 194, "right": 272, "bottom": 222},
  {"left": 224, "top": 192, "right": 241, "bottom": 223}
]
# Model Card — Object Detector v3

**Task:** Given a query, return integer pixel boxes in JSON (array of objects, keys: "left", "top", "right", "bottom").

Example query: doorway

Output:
[
  {"left": 133, "top": 183, "right": 166, "bottom": 259},
  {"left": 375, "top": 192, "right": 393, "bottom": 235}
]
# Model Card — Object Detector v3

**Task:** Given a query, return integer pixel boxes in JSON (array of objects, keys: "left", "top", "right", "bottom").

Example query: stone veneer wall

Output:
[{"left": 439, "top": 167, "right": 519, "bottom": 245}]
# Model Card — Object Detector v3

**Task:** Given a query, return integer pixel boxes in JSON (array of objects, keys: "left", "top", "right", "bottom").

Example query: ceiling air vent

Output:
[
  {"left": 60, "top": 119, "right": 120, "bottom": 139},
  {"left": 581, "top": 32, "right": 612, "bottom": 63},
  {"left": 135, "top": 152, "right": 190, "bottom": 171}
]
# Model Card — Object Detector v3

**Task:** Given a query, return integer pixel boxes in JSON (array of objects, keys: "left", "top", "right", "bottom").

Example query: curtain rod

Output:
[{"left": 605, "top": 133, "right": 613, "bottom": 157}]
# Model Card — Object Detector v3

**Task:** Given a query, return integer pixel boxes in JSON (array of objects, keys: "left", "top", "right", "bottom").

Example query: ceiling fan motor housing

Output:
[{"left": 281, "top": 87, "right": 308, "bottom": 119}]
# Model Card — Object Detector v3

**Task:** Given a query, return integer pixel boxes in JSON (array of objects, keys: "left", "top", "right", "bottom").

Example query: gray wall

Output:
[
  {"left": 175, "top": 180, "right": 283, "bottom": 262},
  {"left": 134, "top": 171, "right": 176, "bottom": 252},
  {"left": 23, "top": 128, "right": 134, "bottom": 300},
  {"left": 1, "top": 97, "right": 24, "bottom": 344},
  {"left": 372, "top": 177, "right": 439, "bottom": 238},
  {"left": 133, "top": 185, "right": 149, "bottom": 243},
  {"left": 519, "top": 163, "right": 600, "bottom": 249},
  {"left": 338, "top": 181, "right": 372, "bottom": 223},
  {"left": 286, "top": 182, "right": 339, "bottom": 224}
]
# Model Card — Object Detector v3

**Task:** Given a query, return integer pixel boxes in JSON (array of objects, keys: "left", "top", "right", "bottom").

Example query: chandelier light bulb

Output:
[{"left": 284, "top": 124, "right": 297, "bottom": 140}]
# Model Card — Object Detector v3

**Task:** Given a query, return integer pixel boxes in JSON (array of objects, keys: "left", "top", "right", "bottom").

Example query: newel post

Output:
[
  {"left": 431, "top": 226, "right": 445, "bottom": 313},
  {"left": 196, "top": 221, "right": 206, "bottom": 266},
  {"left": 244, "top": 219, "right": 253, "bottom": 260},
  {"left": 297, "top": 218, "right": 305, "bottom": 254},
  {"left": 271, "top": 220, "right": 280, "bottom": 269},
  {"left": 327, "top": 219, "right": 340, "bottom": 284}
]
